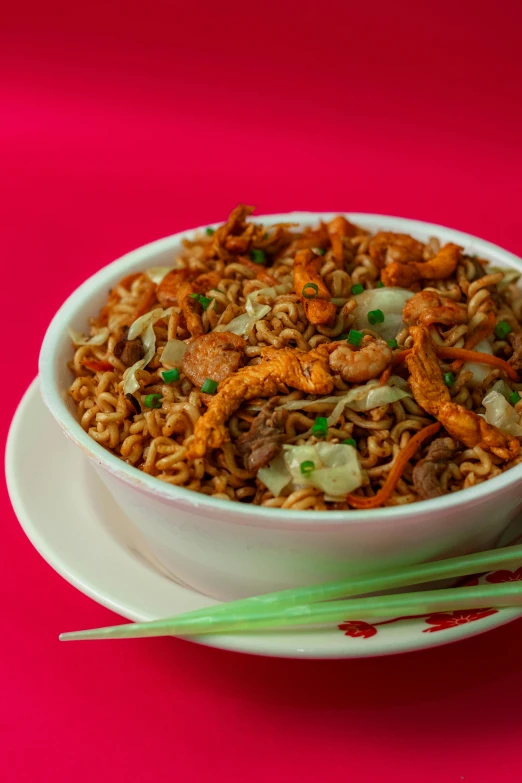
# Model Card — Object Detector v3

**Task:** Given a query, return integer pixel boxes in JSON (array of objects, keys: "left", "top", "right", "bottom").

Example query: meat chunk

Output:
[
  {"left": 113, "top": 336, "right": 144, "bottom": 367},
  {"left": 187, "top": 346, "right": 334, "bottom": 458},
  {"left": 293, "top": 249, "right": 337, "bottom": 325},
  {"left": 237, "top": 398, "right": 288, "bottom": 471},
  {"left": 412, "top": 437, "right": 460, "bottom": 500},
  {"left": 508, "top": 332, "right": 522, "bottom": 372},
  {"left": 182, "top": 332, "right": 246, "bottom": 388}
]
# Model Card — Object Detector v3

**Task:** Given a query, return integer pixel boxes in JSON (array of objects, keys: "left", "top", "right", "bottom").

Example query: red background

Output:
[{"left": 2, "top": 1, "right": 522, "bottom": 780}]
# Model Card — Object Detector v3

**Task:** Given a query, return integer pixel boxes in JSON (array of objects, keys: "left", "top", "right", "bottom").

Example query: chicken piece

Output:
[
  {"left": 508, "top": 332, "right": 522, "bottom": 372},
  {"left": 156, "top": 269, "right": 191, "bottom": 308},
  {"left": 406, "top": 325, "right": 519, "bottom": 460},
  {"left": 327, "top": 216, "right": 360, "bottom": 264},
  {"left": 328, "top": 336, "right": 392, "bottom": 382},
  {"left": 182, "top": 332, "right": 246, "bottom": 388},
  {"left": 369, "top": 232, "right": 425, "bottom": 269},
  {"left": 283, "top": 223, "right": 330, "bottom": 256},
  {"left": 402, "top": 290, "right": 468, "bottom": 327},
  {"left": 293, "top": 249, "right": 337, "bottom": 325},
  {"left": 412, "top": 437, "right": 460, "bottom": 499},
  {"left": 175, "top": 269, "right": 222, "bottom": 338},
  {"left": 382, "top": 243, "right": 462, "bottom": 288},
  {"left": 187, "top": 347, "right": 334, "bottom": 458},
  {"left": 236, "top": 398, "right": 288, "bottom": 471}
]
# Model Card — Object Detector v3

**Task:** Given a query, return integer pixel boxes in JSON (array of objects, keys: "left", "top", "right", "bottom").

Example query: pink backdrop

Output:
[{"left": 2, "top": 1, "right": 522, "bottom": 780}]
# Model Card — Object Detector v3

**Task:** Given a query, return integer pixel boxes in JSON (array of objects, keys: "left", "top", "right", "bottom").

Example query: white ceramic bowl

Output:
[{"left": 39, "top": 213, "right": 522, "bottom": 601}]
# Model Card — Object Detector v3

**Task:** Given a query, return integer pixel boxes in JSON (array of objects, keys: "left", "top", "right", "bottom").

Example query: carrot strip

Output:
[
  {"left": 436, "top": 346, "right": 519, "bottom": 382},
  {"left": 450, "top": 311, "right": 496, "bottom": 371},
  {"left": 346, "top": 422, "right": 441, "bottom": 509},
  {"left": 83, "top": 360, "right": 114, "bottom": 372},
  {"left": 379, "top": 365, "right": 392, "bottom": 386}
]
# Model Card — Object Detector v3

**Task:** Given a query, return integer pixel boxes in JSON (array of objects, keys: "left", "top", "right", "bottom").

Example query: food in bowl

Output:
[{"left": 67, "top": 205, "right": 522, "bottom": 510}]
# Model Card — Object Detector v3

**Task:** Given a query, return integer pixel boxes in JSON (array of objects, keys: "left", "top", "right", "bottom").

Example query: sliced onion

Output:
[
  {"left": 277, "top": 379, "right": 411, "bottom": 426},
  {"left": 214, "top": 299, "right": 270, "bottom": 336},
  {"left": 69, "top": 327, "right": 110, "bottom": 346},
  {"left": 490, "top": 379, "right": 513, "bottom": 401},
  {"left": 123, "top": 308, "right": 173, "bottom": 395},
  {"left": 161, "top": 339, "right": 187, "bottom": 366},
  {"left": 351, "top": 287, "right": 414, "bottom": 340},
  {"left": 257, "top": 453, "right": 293, "bottom": 497},
  {"left": 145, "top": 266, "right": 174, "bottom": 285},
  {"left": 482, "top": 390, "right": 522, "bottom": 436},
  {"left": 245, "top": 299, "right": 272, "bottom": 319},
  {"left": 462, "top": 338, "right": 494, "bottom": 387}
]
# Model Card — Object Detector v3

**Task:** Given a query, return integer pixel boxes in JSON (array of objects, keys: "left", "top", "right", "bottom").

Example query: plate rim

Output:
[{"left": 6, "top": 378, "right": 522, "bottom": 659}]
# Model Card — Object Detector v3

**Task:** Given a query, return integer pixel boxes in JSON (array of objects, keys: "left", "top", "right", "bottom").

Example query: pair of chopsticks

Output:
[{"left": 60, "top": 543, "right": 522, "bottom": 642}]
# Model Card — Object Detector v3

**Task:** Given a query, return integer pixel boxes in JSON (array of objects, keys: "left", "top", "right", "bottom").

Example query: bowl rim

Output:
[{"left": 38, "top": 211, "right": 522, "bottom": 527}]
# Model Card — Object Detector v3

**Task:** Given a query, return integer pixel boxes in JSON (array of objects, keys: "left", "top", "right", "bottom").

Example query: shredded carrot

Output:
[
  {"left": 450, "top": 311, "right": 496, "bottom": 371},
  {"left": 379, "top": 365, "right": 393, "bottom": 385},
  {"left": 345, "top": 421, "right": 441, "bottom": 509},
  {"left": 83, "top": 359, "right": 114, "bottom": 372},
  {"left": 436, "top": 346, "right": 519, "bottom": 382}
]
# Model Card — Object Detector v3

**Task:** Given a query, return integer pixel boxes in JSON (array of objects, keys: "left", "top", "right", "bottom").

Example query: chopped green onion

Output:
[
  {"left": 342, "top": 438, "right": 357, "bottom": 447},
  {"left": 351, "top": 283, "right": 364, "bottom": 295},
  {"left": 387, "top": 339, "right": 398, "bottom": 349},
  {"left": 161, "top": 368, "right": 180, "bottom": 383},
  {"left": 311, "top": 416, "right": 328, "bottom": 438},
  {"left": 249, "top": 249, "right": 266, "bottom": 265},
  {"left": 375, "top": 280, "right": 384, "bottom": 288},
  {"left": 347, "top": 329, "right": 363, "bottom": 347},
  {"left": 201, "top": 378, "right": 218, "bottom": 394},
  {"left": 300, "top": 460, "right": 315, "bottom": 475},
  {"left": 302, "top": 282, "right": 319, "bottom": 299},
  {"left": 495, "top": 320, "right": 512, "bottom": 340},
  {"left": 205, "top": 227, "right": 215, "bottom": 236},
  {"left": 509, "top": 391, "right": 521, "bottom": 406},
  {"left": 368, "top": 309, "right": 385, "bottom": 325},
  {"left": 143, "top": 394, "right": 162, "bottom": 409},
  {"left": 443, "top": 372, "right": 456, "bottom": 387},
  {"left": 312, "top": 247, "right": 326, "bottom": 256},
  {"left": 189, "top": 293, "right": 213, "bottom": 310}
]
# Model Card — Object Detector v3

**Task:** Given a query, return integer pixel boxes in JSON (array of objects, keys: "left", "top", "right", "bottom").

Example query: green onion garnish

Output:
[
  {"left": 495, "top": 320, "right": 512, "bottom": 340},
  {"left": 189, "top": 293, "right": 212, "bottom": 310},
  {"left": 375, "top": 280, "right": 384, "bottom": 288},
  {"left": 387, "top": 339, "right": 398, "bottom": 349},
  {"left": 509, "top": 391, "right": 521, "bottom": 406},
  {"left": 249, "top": 249, "right": 266, "bottom": 265},
  {"left": 342, "top": 438, "right": 357, "bottom": 447},
  {"left": 300, "top": 460, "right": 315, "bottom": 475},
  {"left": 347, "top": 329, "right": 363, "bottom": 347},
  {"left": 351, "top": 283, "right": 364, "bottom": 295},
  {"left": 443, "top": 372, "right": 456, "bottom": 387},
  {"left": 201, "top": 378, "right": 218, "bottom": 394},
  {"left": 302, "top": 282, "right": 319, "bottom": 299},
  {"left": 205, "top": 227, "right": 215, "bottom": 236},
  {"left": 143, "top": 394, "right": 162, "bottom": 409},
  {"left": 312, "top": 247, "right": 326, "bottom": 256},
  {"left": 311, "top": 416, "right": 328, "bottom": 438},
  {"left": 161, "top": 368, "right": 180, "bottom": 383},
  {"left": 368, "top": 309, "right": 385, "bottom": 325}
]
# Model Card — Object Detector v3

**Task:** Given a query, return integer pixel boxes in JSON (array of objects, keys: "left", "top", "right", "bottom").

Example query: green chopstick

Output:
[
  {"left": 60, "top": 543, "right": 522, "bottom": 642},
  {"left": 61, "top": 582, "right": 522, "bottom": 640}
]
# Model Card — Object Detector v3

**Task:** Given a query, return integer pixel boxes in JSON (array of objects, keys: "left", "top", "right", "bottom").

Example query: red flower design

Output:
[
  {"left": 486, "top": 566, "right": 522, "bottom": 583},
  {"left": 422, "top": 608, "right": 498, "bottom": 633},
  {"left": 338, "top": 620, "right": 377, "bottom": 638}
]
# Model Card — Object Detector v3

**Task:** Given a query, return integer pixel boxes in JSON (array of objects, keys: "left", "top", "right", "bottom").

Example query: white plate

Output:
[{"left": 6, "top": 379, "right": 522, "bottom": 658}]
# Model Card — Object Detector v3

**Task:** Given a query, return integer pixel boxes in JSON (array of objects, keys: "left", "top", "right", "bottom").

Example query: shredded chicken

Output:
[
  {"left": 293, "top": 249, "right": 337, "bottom": 325},
  {"left": 406, "top": 325, "right": 519, "bottom": 460},
  {"left": 508, "top": 332, "right": 522, "bottom": 372},
  {"left": 382, "top": 243, "right": 462, "bottom": 288},
  {"left": 369, "top": 232, "right": 425, "bottom": 268},
  {"left": 402, "top": 290, "right": 467, "bottom": 327},
  {"left": 187, "top": 347, "right": 333, "bottom": 458}
]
